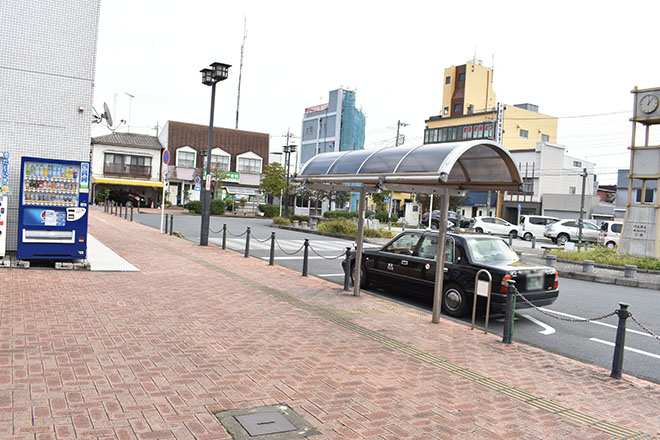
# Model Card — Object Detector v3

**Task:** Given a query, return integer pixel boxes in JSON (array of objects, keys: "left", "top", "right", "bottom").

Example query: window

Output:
[
  {"left": 541, "top": 134, "right": 550, "bottom": 142},
  {"left": 445, "top": 76, "right": 451, "bottom": 84},
  {"left": 635, "top": 189, "right": 654, "bottom": 203},
  {"left": 237, "top": 157, "right": 262, "bottom": 173},
  {"left": 384, "top": 233, "right": 419, "bottom": 255},
  {"left": 612, "top": 223, "right": 622, "bottom": 233},
  {"left": 573, "top": 160, "right": 582, "bottom": 167},
  {"left": 205, "top": 154, "right": 230, "bottom": 172},
  {"left": 177, "top": 150, "right": 195, "bottom": 168},
  {"left": 523, "top": 177, "right": 533, "bottom": 194},
  {"left": 564, "top": 221, "right": 578, "bottom": 228},
  {"left": 416, "top": 236, "right": 454, "bottom": 261},
  {"left": 568, "top": 186, "right": 576, "bottom": 194},
  {"left": 443, "top": 107, "right": 449, "bottom": 115},
  {"left": 520, "top": 129, "right": 529, "bottom": 138},
  {"left": 458, "top": 73, "right": 465, "bottom": 82},
  {"left": 454, "top": 104, "right": 462, "bottom": 113},
  {"left": 104, "top": 153, "right": 151, "bottom": 176}
]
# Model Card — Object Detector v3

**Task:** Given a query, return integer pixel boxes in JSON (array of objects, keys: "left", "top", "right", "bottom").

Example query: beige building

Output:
[{"left": 425, "top": 61, "right": 558, "bottom": 151}]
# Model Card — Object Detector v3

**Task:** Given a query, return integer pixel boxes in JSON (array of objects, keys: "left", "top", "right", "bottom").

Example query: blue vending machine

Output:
[{"left": 17, "top": 157, "right": 90, "bottom": 260}]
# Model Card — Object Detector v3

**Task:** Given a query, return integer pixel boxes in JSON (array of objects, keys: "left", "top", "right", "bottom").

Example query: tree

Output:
[
  {"left": 415, "top": 193, "right": 471, "bottom": 213},
  {"left": 371, "top": 191, "right": 390, "bottom": 211},
  {"left": 259, "top": 162, "right": 287, "bottom": 202}
]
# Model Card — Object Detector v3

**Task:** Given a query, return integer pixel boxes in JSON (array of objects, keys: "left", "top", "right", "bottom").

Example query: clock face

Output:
[{"left": 640, "top": 94, "right": 659, "bottom": 114}]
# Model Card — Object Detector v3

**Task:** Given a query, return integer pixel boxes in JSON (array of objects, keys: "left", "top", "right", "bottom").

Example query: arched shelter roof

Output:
[{"left": 297, "top": 140, "right": 522, "bottom": 193}]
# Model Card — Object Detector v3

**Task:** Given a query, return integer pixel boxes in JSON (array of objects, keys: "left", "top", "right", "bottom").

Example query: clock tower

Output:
[{"left": 620, "top": 87, "right": 660, "bottom": 257}]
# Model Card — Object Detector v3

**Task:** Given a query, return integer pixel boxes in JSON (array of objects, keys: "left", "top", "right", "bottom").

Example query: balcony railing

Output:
[{"left": 104, "top": 163, "right": 152, "bottom": 177}]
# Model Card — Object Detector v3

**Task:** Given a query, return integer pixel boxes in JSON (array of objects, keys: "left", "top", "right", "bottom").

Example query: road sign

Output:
[
  {"left": 195, "top": 176, "right": 201, "bottom": 184},
  {"left": 162, "top": 150, "right": 170, "bottom": 165},
  {"left": 517, "top": 203, "right": 522, "bottom": 211}
]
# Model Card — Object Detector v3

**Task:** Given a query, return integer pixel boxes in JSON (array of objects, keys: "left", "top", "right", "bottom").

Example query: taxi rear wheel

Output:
[{"left": 442, "top": 283, "right": 469, "bottom": 317}]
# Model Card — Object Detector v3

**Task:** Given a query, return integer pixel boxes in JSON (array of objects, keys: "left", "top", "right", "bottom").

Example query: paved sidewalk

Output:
[{"left": 1, "top": 210, "right": 659, "bottom": 439}]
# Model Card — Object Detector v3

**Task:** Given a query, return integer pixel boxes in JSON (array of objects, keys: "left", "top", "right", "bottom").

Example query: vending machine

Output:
[{"left": 17, "top": 157, "right": 90, "bottom": 260}]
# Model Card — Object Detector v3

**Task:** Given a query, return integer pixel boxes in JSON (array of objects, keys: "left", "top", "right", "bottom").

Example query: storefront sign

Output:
[{"left": 219, "top": 172, "right": 240, "bottom": 183}]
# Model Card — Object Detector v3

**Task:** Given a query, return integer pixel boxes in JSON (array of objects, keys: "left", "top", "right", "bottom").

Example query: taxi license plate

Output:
[{"left": 527, "top": 275, "right": 543, "bottom": 291}]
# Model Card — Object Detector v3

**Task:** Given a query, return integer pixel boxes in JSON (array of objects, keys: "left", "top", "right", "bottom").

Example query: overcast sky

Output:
[{"left": 91, "top": 0, "right": 660, "bottom": 184}]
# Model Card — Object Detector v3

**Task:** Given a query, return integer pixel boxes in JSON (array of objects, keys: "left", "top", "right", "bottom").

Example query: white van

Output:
[
  {"left": 519, "top": 215, "right": 559, "bottom": 241},
  {"left": 599, "top": 221, "right": 623, "bottom": 248}
]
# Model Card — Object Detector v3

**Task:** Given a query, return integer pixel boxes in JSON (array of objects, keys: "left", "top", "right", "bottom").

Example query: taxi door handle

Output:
[{"left": 401, "top": 260, "right": 408, "bottom": 266}]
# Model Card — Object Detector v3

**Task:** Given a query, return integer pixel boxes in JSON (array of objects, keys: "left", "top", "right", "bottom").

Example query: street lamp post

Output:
[
  {"left": 283, "top": 144, "right": 297, "bottom": 218},
  {"left": 199, "top": 62, "right": 231, "bottom": 247}
]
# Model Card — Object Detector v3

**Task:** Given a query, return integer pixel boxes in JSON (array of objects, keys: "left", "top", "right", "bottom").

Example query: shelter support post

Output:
[
  {"left": 431, "top": 188, "right": 450, "bottom": 323},
  {"left": 353, "top": 186, "right": 367, "bottom": 297}
]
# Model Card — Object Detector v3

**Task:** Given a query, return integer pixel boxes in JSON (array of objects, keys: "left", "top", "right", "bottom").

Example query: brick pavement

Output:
[{"left": 1, "top": 208, "right": 659, "bottom": 439}]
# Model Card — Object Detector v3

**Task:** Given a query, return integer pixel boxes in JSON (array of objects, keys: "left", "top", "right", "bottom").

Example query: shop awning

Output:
[
  {"left": 92, "top": 176, "right": 164, "bottom": 188},
  {"left": 223, "top": 186, "right": 261, "bottom": 195}
]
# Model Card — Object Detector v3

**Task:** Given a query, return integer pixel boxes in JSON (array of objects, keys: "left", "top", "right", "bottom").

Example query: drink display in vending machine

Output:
[{"left": 17, "top": 157, "right": 90, "bottom": 259}]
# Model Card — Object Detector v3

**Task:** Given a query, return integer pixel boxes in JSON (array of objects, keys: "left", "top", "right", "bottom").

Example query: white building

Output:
[
  {"left": 0, "top": 0, "right": 101, "bottom": 250},
  {"left": 91, "top": 133, "right": 164, "bottom": 206}
]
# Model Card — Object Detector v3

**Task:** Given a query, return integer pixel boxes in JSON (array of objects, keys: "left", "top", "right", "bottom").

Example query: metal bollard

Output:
[
  {"left": 583, "top": 260, "right": 594, "bottom": 273},
  {"left": 169, "top": 214, "right": 174, "bottom": 235},
  {"left": 624, "top": 264, "right": 637, "bottom": 278},
  {"left": 545, "top": 254, "right": 557, "bottom": 268},
  {"left": 532, "top": 235, "right": 536, "bottom": 249},
  {"left": 222, "top": 224, "right": 227, "bottom": 250},
  {"left": 502, "top": 280, "right": 517, "bottom": 344},
  {"left": 269, "top": 232, "right": 276, "bottom": 266},
  {"left": 343, "top": 247, "right": 352, "bottom": 291},
  {"left": 302, "top": 239, "right": 309, "bottom": 277},
  {"left": 610, "top": 303, "right": 630, "bottom": 379},
  {"left": 124, "top": 205, "right": 128, "bottom": 219},
  {"left": 244, "top": 227, "right": 251, "bottom": 258},
  {"left": 130, "top": 206, "right": 134, "bottom": 221},
  {"left": 508, "top": 234, "right": 513, "bottom": 246}
]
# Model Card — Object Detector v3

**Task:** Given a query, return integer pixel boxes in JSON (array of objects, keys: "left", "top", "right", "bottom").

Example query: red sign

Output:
[
  {"left": 163, "top": 150, "right": 170, "bottom": 165},
  {"left": 305, "top": 103, "right": 328, "bottom": 114}
]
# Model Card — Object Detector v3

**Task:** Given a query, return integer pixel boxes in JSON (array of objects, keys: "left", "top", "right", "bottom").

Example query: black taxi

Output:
[{"left": 344, "top": 230, "right": 559, "bottom": 317}]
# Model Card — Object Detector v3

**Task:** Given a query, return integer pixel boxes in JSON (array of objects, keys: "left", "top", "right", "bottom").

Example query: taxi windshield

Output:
[{"left": 466, "top": 237, "right": 519, "bottom": 264}]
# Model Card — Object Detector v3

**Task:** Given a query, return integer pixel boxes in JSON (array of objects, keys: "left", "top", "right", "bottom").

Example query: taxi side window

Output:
[
  {"left": 383, "top": 233, "right": 420, "bottom": 255},
  {"left": 416, "top": 236, "right": 453, "bottom": 263}
]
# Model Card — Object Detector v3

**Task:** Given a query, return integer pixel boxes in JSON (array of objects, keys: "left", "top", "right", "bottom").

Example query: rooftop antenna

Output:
[
  {"left": 125, "top": 92, "right": 134, "bottom": 132},
  {"left": 235, "top": 16, "right": 247, "bottom": 129}
]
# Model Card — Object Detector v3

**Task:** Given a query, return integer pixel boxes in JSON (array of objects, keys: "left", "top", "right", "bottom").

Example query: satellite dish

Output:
[{"left": 103, "top": 102, "right": 114, "bottom": 127}]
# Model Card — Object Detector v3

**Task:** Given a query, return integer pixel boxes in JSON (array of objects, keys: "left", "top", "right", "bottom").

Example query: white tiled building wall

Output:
[{"left": 0, "top": 0, "right": 101, "bottom": 251}]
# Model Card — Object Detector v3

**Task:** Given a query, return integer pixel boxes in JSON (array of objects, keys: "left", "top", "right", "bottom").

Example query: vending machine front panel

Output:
[{"left": 17, "top": 157, "right": 89, "bottom": 260}]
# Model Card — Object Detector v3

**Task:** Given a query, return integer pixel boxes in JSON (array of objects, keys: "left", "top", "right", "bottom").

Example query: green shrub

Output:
[
  {"left": 290, "top": 215, "right": 309, "bottom": 222},
  {"left": 364, "top": 228, "right": 397, "bottom": 238},
  {"left": 210, "top": 199, "right": 226, "bottom": 215},
  {"left": 324, "top": 210, "right": 358, "bottom": 219},
  {"left": 165, "top": 201, "right": 172, "bottom": 208},
  {"left": 273, "top": 216, "right": 291, "bottom": 226},
  {"left": 187, "top": 200, "right": 203, "bottom": 214},
  {"left": 259, "top": 204, "right": 280, "bottom": 218},
  {"left": 548, "top": 246, "right": 660, "bottom": 271},
  {"left": 318, "top": 218, "right": 358, "bottom": 235},
  {"left": 95, "top": 188, "right": 109, "bottom": 204}
]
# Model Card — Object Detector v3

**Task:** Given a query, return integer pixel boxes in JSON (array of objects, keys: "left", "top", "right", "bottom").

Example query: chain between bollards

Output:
[
  {"left": 610, "top": 303, "right": 630, "bottom": 379},
  {"left": 244, "top": 227, "right": 251, "bottom": 258},
  {"left": 302, "top": 239, "right": 309, "bottom": 277},
  {"left": 269, "top": 232, "right": 276, "bottom": 266},
  {"left": 343, "top": 247, "right": 351, "bottom": 291},
  {"left": 502, "top": 280, "right": 517, "bottom": 344}
]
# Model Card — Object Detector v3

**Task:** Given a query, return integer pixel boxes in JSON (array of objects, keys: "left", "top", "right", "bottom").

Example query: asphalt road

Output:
[{"left": 134, "top": 212, "right": 660, "bottom": 383}]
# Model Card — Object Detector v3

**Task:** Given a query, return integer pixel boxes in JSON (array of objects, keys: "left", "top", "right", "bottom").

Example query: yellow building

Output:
[{"left": 425, "top": 61, "right": 558, "bottom": 151}]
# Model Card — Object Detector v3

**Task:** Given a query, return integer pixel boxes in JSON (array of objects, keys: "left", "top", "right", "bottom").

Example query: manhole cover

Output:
[
  {"left": 214, "top": 404, "right": 320, "bottom": 439},
  {"left": 235, "top": 411, "right": 296, "bottom": 436}
]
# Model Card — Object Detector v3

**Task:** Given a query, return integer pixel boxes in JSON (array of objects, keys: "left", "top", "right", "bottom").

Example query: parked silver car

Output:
[{"left": 544, "top": 219, "right": 600, "bottom": 245}]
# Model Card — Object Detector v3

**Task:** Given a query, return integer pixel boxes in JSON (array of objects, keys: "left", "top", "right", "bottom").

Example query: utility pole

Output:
[
  {"left": 395, "top": 120, "right": 409, "bottom": 146},
  {"left": 235, "top": 17, "right": 247, "bottom": 129},
  {"left": 578, "top": 168, "right": 587, "bottom": 249}
]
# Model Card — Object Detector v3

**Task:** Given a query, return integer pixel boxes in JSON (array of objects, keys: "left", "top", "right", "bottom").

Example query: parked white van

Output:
[
  {"left": 519, "top": 215, "right": 559, "bottom": 241},
  {"left": 599, "top": 221, "right": 623, "bottom": 248}
]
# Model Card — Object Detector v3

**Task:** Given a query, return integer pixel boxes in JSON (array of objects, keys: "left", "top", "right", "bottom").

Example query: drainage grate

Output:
[
  {"left": 235, "top": 411, "right": 296, "bottom": 436},
  {"left": 215, "top": 404, "right": 320, "bottom": 439}
]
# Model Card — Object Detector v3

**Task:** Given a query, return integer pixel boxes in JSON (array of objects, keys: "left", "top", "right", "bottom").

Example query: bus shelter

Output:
[{"left": 295, "top": 140, "right": 522, "bottom": 323}]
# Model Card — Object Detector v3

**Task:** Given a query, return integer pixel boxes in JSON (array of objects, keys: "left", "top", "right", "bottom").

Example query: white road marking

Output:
[
  {"left": 537, "top": 308, "right": 652, "bottom": 338},
  {"left": 318, "top": 273, "right": 345, "bottom": 277},
  {"left": 520, "top": 314, "right": 556, "bottom": 335},
  {"left": 590, "top": 338, "right": 660, "bottom": 360},
  {"left": 258, "top": 256, "right": 326, "bottom": 260}
]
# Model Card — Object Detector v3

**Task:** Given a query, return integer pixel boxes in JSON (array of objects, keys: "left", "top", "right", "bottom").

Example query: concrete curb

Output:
[{"left": 273, "top": 224, "right": 393, "bottom": 245}]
